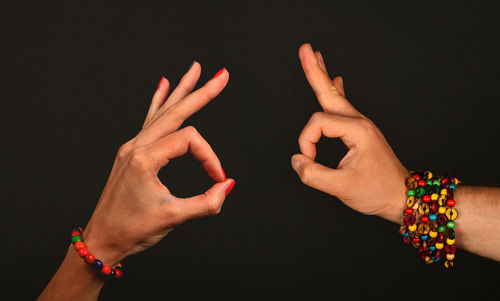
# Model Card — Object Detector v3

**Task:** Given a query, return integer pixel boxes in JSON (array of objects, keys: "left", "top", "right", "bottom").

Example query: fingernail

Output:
[
  {"left": 225, "top": 179, "right": 235, "bottom": 196},
  {"left": 212, "top": 67, "right": 226, "bottom": 79},
  {"left": 157, "top": 76, "right": 167, "bottom": 89},
  {"left": 291, "top": 156, "right": 301, "bottom": 171},
  {"left": 187, "top": 61, "right": 195, "bottom": 72},
  {"left": 221, "top": 167, "right": 226, "bottom": 181}
]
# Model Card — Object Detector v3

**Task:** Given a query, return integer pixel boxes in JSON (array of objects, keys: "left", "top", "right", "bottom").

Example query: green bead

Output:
[
  {"left": 433, "top": 180, "right": 441, "bottom": 186},
  {"left": 447, "top": 221, "right": 456, "bottom": 229},
  {"left": 416, "top": 187, "right": 425, "bottom": 198},
  {"left": 71, "top": 235, "right": 82, "bottom": 244},
  {"left": 407, "top": 189, "right": 415, "bottom": 197},
  {"left": 426, "top": 180, "right": 433, "bottom": 186},
  {"left": 438, "top": 225, "right": 446, "bottom": 232}
]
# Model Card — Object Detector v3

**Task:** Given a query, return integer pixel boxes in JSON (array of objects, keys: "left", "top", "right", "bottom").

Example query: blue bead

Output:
[
  {"left": 449, "top": 184, "right": 456, "bottom": 190},
  {"left": 403, "top": 232, "right": 409, "bottom": 238},
  {"left": 433, "top": 256, "right": 441, "bottom": 262},
  {"left": 93, "top": 259, "right": 103, "bottom": 270},
  {"left": 429, "top": 246, "right": 436, "bottom": 251},
  {"left": 429, "top": 214, "right": 438, "bottom": 221},
  {"left": 420, "top": 235, "right": 429, "bottom": 241}
]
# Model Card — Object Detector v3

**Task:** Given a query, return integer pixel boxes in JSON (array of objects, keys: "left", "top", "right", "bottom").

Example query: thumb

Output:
[
  {"left": 174, "top": 179, "right": 236, "bottom": 222},
  {"left": 291, "top": 154, "right": 343, "bottom": 196}
]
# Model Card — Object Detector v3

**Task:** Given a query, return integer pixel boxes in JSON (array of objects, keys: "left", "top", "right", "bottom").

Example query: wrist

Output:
[
  {"left": 377, "top": 168, "right": 410, "bottom": 224},
  {"left": 82, "top": 225, "right": 128, "bottom": 267}
]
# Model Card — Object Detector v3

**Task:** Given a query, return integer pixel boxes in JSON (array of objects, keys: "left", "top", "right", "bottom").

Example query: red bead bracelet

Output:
[{"left": 71, "top": 227, "right": 124, "bottom": 279}]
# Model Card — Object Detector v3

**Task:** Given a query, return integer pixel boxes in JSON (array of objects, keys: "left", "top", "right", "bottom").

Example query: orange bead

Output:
[{"left": 74, "top": 241, "right": 85, "bottom": 250}]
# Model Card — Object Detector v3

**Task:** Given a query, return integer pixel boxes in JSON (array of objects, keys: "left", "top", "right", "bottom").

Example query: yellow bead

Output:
[
  {"left": 429, "top": 231, "right": 438, "bottom": 238},
  {"left": 446, "top": 238, "right": 455, "bottom": 245},
  {"left": 446, "top": 254, "right": 455, "bottom": 260},
  {"left": 438, "top": 206, "right": 446, "bottom": 214},
  {"left": 431, "top": 193, "right": 438, "bottom": 201},
  {"left": 440, "top": 189, "right": 447, "bottom": 196},
  {"left": 446, "top": 208, "right": 458, "bottom": 220},
  {"left": 419, "top": 203, "right": 430, "bottom": 215},
  {"left": 436, "top": 242, "right": 444, "bottom": 249},
  {"left": 408, "top": 224, "right": 417, "bottom": 232},
  {"left": 438, "top": 195, "right": 447, "bottom": 206},
  {"left": 406, "top": 196, "right": 416, "bottom": 207},
  {"left": 424, "top": 171, "right": 433, "bottom": 179},
  {"left": 412, "top": 202, "right": 420, "bottom": 210}
]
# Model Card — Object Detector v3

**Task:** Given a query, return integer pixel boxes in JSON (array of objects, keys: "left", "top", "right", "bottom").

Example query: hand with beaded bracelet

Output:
[
  {"left": 38, "top": 63, "right": 236, "bottom": 301},
  {"left": 291, "top": 43, "right": 500, "bottom": 263}
]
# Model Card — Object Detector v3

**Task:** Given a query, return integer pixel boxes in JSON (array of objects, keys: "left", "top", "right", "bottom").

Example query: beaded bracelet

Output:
[
  {"left": 400, "top": 171, "right": 461, "bottom": 269},
  {"left": 71, "top": 227, "right": 124, "bottom": 279}
]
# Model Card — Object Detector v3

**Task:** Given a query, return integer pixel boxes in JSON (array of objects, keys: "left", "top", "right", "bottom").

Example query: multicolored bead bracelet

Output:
[
  {"left": 400, "top": 171, "right": 461, "bottom": 269},
  {"left": 71, "top": 227, "right": 124, "bottom": 279}
]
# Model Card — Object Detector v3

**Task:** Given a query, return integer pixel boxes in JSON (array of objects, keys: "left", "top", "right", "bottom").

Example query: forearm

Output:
[
  {"left": 454, "top": 185, "right": 500, "bottom": 261},
  {"left": 38, "top": 245, "right": 105, "bottom": 301}
]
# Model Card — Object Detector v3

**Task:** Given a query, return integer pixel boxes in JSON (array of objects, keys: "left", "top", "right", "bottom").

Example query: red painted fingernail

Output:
[
  {"left": 212, "top": 67, "right": 226, "bottom": 79},
  {"left": 157, "top": 76, "right": 167, "bottom": 89},
  {"left": 221, "top": 168, "right": 226, "bottom": 181},
  {"left": 225, "top": 179, "right": 235, "bottom": 196}
]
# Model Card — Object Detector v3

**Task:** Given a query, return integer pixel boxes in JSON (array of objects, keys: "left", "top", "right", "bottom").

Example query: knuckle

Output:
[
  {"left": 184, "top": 125, "right": 199, "bottom": 137},
  {"left": 358, "top": 118, "right": 376, "bottom": 133},
  {"left": 117, "top": 142, "right": 133, "bottom": 160},
  {"left": 128, "top": 148, "right": 148, "bottom": 170},
  {"left": 310, "top": 111, "right": 325, "bottom": 122}
]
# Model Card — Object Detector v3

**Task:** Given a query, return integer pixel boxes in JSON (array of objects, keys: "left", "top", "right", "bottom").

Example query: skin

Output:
[
  {"left": 291, "top": 43, "right": 500, "bottom": 262},
  {"left": 38, "top": 62, "right": 235, "bottom": 301}
]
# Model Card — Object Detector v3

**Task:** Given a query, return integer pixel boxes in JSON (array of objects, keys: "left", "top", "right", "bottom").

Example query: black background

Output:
[{"left": 2, "top": 1, "right": 500, "bottom": 300}]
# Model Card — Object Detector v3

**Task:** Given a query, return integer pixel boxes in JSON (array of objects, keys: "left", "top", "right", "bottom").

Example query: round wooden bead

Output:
[
  {"left": 441, "top": 178, "right": 449, "bottom": 186},
  {"left": 447, "top": 199, "right": 456, "bottom": 207},
  {"left": 445, "top": 244, "right": 457, "bottom": 254},
  {"left": 435, "top": 242, "right": 444, "bottom": 249},
  {"left": 446, "top": 208, "right": 458, "bottom": 220},
  {"left": 421, "top": 215, "right": 429, "bottom": 223},
  {"left": 416, "top": 187, "right": 425, "bottom": 198},
  {"left": 437, "top": 214, "right": 447, "bottom": 226},
  {"left": 429, "top": 231, "right": 438, "bottom": 238},
  {"left": 74, "top": 241, "right": 85, "bottom": 250},
  {"left": 412, "top": 237, "right": 421, "bottom": 244},
  {"left": 406, "top": 177, "right": 418, "bottom": 189},
  {"left": 412, "top": 174, "right": 421, "bottom": 180},
  {"left": 418, "top": 203, "right": 430, "bottom": 215},
  {"left": 406, "top": 196, "right": 416, "bottom": 207},
  {"left": 446, "top": 253, "right": 455, "bottom": 261},
  {"left": 418, "top": 223, "right": 430, "bottom": 235},
  {"left": 438, "top": 225, "right": 446, "bottom": 232},
  {"left": 440, "top": 188, "right": 447, "bottom": 196},
  {"left": 446, "top": 238, "right": 456, "bottom": 245},
  {"left": 93, "top": 259, "right": 103, "bottom": 271},
  {"left": 444, "top": 260, "right": 454, "bottom": 269},
  {"left": 408, "top": 224, "right": 417, "bottom": 232},
  {"left": 429, "top": 213, "right": 438, "bottom": 221},
  {"left": 438, "top": 206, "right": 446, "bottom": 214},
  {"left": 78, "top": 248, "right": 88, "bottom": 258},
  {"left": 447, "top": 221, "right": 456, "bottom": 229},
  {"left": 423, "top": 171, "right": 433, "bottom": 179},
  {"left": 448, "top": 229, "right": 455, "bottom": 239},
  {"left": 418, "top": 179, "right": 426, "bottom": 187},
  {"left": 405, "top": 208, "right": 414, "bottom": 215},
  {"left": 423, "top": 195, "right": 431, "bottom": 203},
  {"left": 101, "top": 265, "right": 111, "bottom": 275},
  {"left": 437, "top": 233, "right": 445, "bottom": 242},
  {"left": 71, "top": 235, "right": 82, "bottom": 244},
  {"left": 433, "top": 180, "right": 441, "bottom": 186},
  {"left": 431, "top": 193, "right": 439, "bottom": 201},
  {"left": 407, "top": 190, "right": 416, "bottom": 197},
  {"left": 449, "top": 184, "right": 456, "bottom": 190},
  {"left": 84, "top": 255, "right": 95, "bottom": 264},
  {"left": 438, "top": 195, "right": 447, "bottom": 206},
  {"left": 71, "top": 231, "right": 81, "bottom": 238},
  {"left": 115, "top": 269, "right": 123, "bottom": 279},
  {"left": 404, "top": 215, "right": 416, "bottom": 226},
  {"left": 403, "top": 236, "right": 411, "bottom": 244}
]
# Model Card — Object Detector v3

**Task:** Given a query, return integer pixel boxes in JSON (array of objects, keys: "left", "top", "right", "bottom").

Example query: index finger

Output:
[{"left": 299, "top": 43, "right": 360, "bottom": 117}]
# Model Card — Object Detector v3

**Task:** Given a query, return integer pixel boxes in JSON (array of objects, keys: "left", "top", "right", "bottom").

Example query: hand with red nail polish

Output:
[
  {"left": 291, "top": 43, "right": 409, "bottom": 224},
  {"left": 39, "top": 63, "right": 234, "bottom": 301}
]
